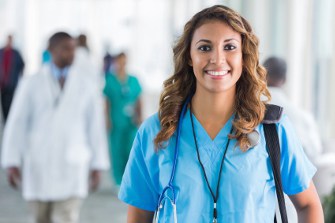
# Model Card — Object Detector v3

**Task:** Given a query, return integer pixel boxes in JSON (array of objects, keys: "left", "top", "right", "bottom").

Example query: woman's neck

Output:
[
  {"left": 191, "top": 89, "right": 235, "bottom": 139},
  {"left": 116, "top": 69, "right": 127, "bottom": 81}
]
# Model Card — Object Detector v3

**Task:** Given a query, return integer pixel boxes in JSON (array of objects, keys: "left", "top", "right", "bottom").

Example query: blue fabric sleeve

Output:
[
  {"left": 118, "top": 128, "right": 158, "bottom": 211},
  {"left": 278, "top": 115, "right": 317, "bottom": 195}
]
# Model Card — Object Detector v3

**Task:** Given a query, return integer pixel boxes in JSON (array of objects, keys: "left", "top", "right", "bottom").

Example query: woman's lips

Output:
[{"left": 205, "top": 70, "right": 230, "bottom": 78}]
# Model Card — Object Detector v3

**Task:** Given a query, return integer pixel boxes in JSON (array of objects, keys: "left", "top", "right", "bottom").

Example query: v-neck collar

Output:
[
  {"left": 184, "top": 108, "right": 235, "bottom": 167},
  {"left": 114, "top": 73, "right": 129, "bottom": 85},
  {"left": 186, "top": 108, "right": 234, "bottom": 146}
]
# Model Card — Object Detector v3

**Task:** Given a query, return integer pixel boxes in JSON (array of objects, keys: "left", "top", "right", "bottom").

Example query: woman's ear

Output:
[{"left": 188, "top": 59, "right": 193, "bottom": 67}]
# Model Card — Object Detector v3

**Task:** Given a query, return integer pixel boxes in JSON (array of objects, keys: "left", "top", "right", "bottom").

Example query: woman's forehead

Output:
[{"left": 192, "top": 20, "right": 241, "bottom": 43}]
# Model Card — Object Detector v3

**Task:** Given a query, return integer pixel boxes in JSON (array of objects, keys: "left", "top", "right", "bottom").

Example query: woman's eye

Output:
[
  {"left": 198, "top": 45, "right": 211, "bottom": 52},
  {"left": 224, "top": 44, "right": 236, "bottom": 50}
]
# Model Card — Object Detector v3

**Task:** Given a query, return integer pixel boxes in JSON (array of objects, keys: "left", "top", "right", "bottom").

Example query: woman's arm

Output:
[
  {"left": 127, "top": 205, "right": 154, "bottom": 223},
  {"left": 134, "top": 97, "right": 143, "bottom": 126},
  {"left": 104, "top": 99, "right": 111, "bottom": 130},
  {"left": 289, "top": 181, "right": 324, "bottom": 223}
]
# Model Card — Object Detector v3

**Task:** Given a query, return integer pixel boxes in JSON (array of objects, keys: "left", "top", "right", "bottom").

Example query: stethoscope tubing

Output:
[{"left": 156, "top": 95, "right": 192, "bottom": 208}]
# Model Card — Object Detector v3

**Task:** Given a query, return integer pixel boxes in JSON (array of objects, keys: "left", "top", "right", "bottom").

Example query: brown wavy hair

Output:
[{"left": 154, "top": 5, "right": 270, "bottom": 151}]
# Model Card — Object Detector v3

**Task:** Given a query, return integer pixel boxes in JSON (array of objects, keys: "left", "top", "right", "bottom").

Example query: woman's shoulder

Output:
[
  {"left": 128, "top": 74, "right": 141, "bottom": 85},
  {"left": 259, "top": 113, "right": 301, "bottom": 149},
  {"left": 256, "top": 113, "right": 296, "bottom": 147},
  {"left": 259, "top": 111, "right": 291, "bottom": 130},
  {"left": 137, "top": 112, "right": 161, "bottom": 139},
  {"left": 128, "top": 74, "right": 139, "bottom": 80},
  {"left": 275, "top": 113, "right": 294, "bottom": 132},
  {"left": 132, "top": 112, "right": 161, "bottom": 155}
]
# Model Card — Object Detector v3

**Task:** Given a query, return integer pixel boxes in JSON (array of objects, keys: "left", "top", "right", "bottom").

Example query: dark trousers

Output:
[{"left": 1, "top": 87, "right": 15, "bottom": 123}]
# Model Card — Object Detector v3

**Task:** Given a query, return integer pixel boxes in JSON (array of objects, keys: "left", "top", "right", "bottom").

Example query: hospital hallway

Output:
[
  {"left": 0, "top": 116, "right": 127, "bottom": 223},
  {"left": 0, "top": 168, "right": 127, "bottom": 223}
]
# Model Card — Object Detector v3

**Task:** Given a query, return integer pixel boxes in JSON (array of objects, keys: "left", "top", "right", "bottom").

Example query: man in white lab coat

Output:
[
  {"left": 1, "top": 32, "right": 109, "bottom": 223},
  {"left": 263, "top": 56, "right": 322, "bottom": 223}
]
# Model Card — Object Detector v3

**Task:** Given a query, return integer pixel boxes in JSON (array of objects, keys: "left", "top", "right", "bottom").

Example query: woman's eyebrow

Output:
[
  {"left": 224, "top": 38, "right": 240, "bottom": 43},
  {"left": 195, "top": 38, "right": 240, "bottom": 45},
  {"left": 195, "top": 39, "right": 211, "bottom": 45}
]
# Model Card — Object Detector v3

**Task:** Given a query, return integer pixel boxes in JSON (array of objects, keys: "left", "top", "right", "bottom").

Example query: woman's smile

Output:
[{"left": 205, "top": 69, "right": 230, "bottom": 79}]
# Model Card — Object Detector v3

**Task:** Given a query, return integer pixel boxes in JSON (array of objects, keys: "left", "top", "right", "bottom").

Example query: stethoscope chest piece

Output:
[{"left": 247, "top": 130, "right": 260, "bottom": 148}]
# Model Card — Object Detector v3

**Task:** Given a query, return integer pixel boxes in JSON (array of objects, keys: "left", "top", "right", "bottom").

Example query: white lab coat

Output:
[
  {"left": 269, "top": 87, "right": 322, "bottom": 158},
  {"left": 1, "top": 64, "right": 110, "bottom": 201},
  {"left": 74, "top": 47, "right": 104, "bottom": 90}
]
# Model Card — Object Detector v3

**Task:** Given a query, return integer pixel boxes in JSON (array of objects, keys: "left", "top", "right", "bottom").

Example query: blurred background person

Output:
[
  {"left": 0, "top": 35, "right": 25, "bottom": 124},
  {"left": 42, "top": 48, "right": 51, "bottom": 64},
  {"left": 103, "top": 46, "right": 114, "bottom": 75},
  {"left": 264, "top": 56, "right": 325, "bottom": 223},
  {"left": 103, "top": 52, "right": 142, "bottom": 191},
  {"left": 73, "top": 33, "right": 102, "bottom": 87},
  {"left": 75, "top": 34, "right": 90, "bottom": 64},
  {"left": 1, "top": 32, "right": 109, "bottom": 223},
  {"left": 264, "top": 56, "right": 322, "bottom": 160},
  {"left": 76, "top": 34, "right": 89, "bottom": 52}
]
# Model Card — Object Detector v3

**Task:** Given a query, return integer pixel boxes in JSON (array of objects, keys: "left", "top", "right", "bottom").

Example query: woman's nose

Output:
[{"left": 210, "top": 50, "right": 225, "bottom": 64}]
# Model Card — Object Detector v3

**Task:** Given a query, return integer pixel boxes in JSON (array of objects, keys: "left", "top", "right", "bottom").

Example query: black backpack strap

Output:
[
  {"left": 263, "top": 104, "right": 283, "bottom": 124},
  {"left": 262, "top": 104, "right": 288, "bottom": 223}
]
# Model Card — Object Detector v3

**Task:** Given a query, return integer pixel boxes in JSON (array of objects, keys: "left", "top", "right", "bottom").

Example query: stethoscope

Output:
[
  {"left": 153, "top": 95, "right": 260, "bottom": 223},
  {"left": 154, "top": 96, "right": 192, "bottom": 223}
]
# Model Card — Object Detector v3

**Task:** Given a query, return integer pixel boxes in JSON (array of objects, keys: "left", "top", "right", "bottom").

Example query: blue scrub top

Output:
[{"left": 119, "top": 109, "right": 316, "bottom": 223}]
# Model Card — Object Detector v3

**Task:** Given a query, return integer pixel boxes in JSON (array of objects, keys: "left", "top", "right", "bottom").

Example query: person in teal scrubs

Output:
[
  {"left": 119, "top": 5, "right": 324, "bottom": 223},
  {"left": 103, "top": 52, "right": 142, "bottom": 186}
]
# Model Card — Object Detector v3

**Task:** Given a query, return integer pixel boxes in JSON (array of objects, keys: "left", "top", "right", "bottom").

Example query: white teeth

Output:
[{"left": 206, "top": 70, "right": 229, "bottom": 76}]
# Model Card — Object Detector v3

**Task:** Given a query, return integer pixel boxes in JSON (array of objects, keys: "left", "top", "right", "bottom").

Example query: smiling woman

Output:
[
  {"left": 118, "top": 4, "right": 324, "bottom": 223},
  {"left": 156, "top": 5, "right": 269, "bottom": 151},
  {"left": 190, "top": 21, "right": 243, "bottom": 96}
]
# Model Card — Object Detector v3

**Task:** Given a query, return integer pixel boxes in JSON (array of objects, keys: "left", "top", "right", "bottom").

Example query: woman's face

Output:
[{"left": 189, "top": 20, "right": 243, "bottom": 94}]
